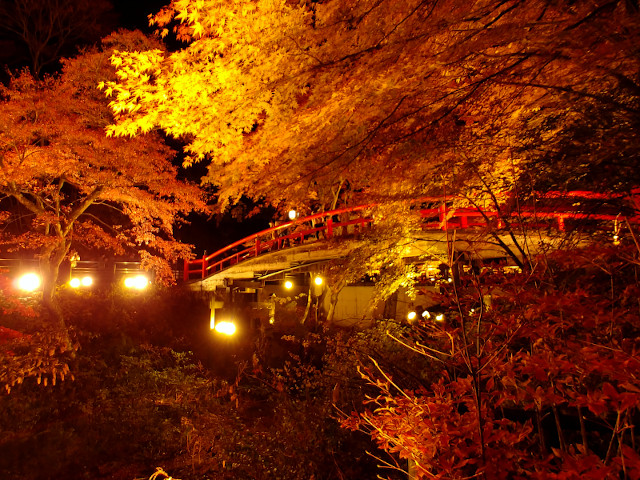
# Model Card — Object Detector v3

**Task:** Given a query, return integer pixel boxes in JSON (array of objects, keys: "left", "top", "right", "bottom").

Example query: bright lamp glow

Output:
[
  {"left": 407, "top": 311, "right": 417, "bottom": 321},
  {"left": 71, "top": 276, "right": 93, "bottom": 288},
  {"left": 314, "top": 276, "right": 323, "bottom": 286},
  {"left": 214, "top": 321, "right": 236, "bottom": 335},
  {"left": 124, "top": 275, "right": 149, "bottom": 290},
  {"left": 435, "top": 313, "right": 445, "bottom": 322},
  {"left": 288, "top": 209, "right": 297, "bottom": 220},
  {"left": 18, "top": 273, "right": 41, "bottom": 292},
  {"left": 284, "top": 280, "right": 293, "bottom": 289}
]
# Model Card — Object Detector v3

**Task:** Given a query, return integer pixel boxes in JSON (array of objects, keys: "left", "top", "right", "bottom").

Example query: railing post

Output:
[
  {"left": 202, "top": 255, "right": 207, "bottom": 279},
  {"left": 255, "top": 238, "right": 261, "bottom": 256},
  {"left": 557, "top": 216, "right": 565, "bottom": 232},
  {"left": 183, "top": 258, "right": 189, "bottom": 281},
  {"left": 460, "top": 212, "right": 468, "bottom": 228},
  {"left": 327, "top": 217, "right": 333, "bottom": 238},
  {"left": 439, "top": 204, "right": 447, "bottom": 230}
]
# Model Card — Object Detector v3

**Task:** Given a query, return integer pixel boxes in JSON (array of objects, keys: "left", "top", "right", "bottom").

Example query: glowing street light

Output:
[
  {"left": 284, "top": 280, "right": 294, "bottom": 290},
  {"left": 69, "top": 278, "right": 81, "bottom": 288},
  {"left": 407, "top": 310, "right": 417, "bottom": 321},
  {"left": 288, "top": 209, "right": 297, "bottom": 220},
  {"left": 314, "top": 276, "right": 323, "bottom": 286},
  {"left": 17, "top": 273, "right": 41, "bottom": 292}
]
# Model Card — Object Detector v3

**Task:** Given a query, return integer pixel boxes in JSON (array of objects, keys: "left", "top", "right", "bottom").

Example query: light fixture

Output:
[
  {"left": 407, "top": 311, "right": 417, "bottom": 321},
  {"left": 435, "top": 313, "right": 445, "bottom": 322},
  {"left": 422, "top": 310, "right": 431, "bottom": 319},
  {"left": 124, "top": 274, "right": 149, "bottom": 290},
  {"left": 288, "top": 209, "right": 297, "bottom": 220},
  {"left": 284, "top": 280, "right": 293, "bottom": 289},
  {"left": 314, "top": 276, "right": 323, "bottom": 286},
  {"left": 214, "top": 321, "right": 236, "bottom": 336},
  {"left": 71, "top": 276, "right": 94, "bottom": 288},
  {"left": 17, "top": 273, "right": 41, "bottom": 292}
]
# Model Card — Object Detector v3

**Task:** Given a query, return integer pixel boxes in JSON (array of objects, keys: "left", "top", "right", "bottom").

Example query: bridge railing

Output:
[
  {"left": 183, "top": 205, "right": 375, "bottom": 280},
  {"left": 184, "top": 190, "right": 640, "bottom": 281},
  {"left": 419, "top": 189, "right": 640, "bottom": 231}
]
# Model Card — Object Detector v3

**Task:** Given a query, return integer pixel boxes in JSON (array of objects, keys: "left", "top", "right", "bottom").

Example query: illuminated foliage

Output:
[
  {"left": 104, "top": 0, "right": 640, "bottom": 212},
  {"left": 0, "top": 31, "right": 207, "bottom": 320},
  {"left": 344, "top": 245, "right": 640, "bottom": 479}
]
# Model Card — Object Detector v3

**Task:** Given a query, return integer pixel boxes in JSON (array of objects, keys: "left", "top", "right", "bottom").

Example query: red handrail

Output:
[
  {"left": 183, "top": 204, "right": 376, "bottom": 280},
  {"left": 183, "top": 191, "right": 640, "bottom": 281}
]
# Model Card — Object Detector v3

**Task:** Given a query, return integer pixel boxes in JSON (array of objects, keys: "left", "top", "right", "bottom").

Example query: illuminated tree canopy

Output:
[
  {"left": 103, "top": 0, "right": 640, "bottom": 213},
  {"left": 0, "top": 31, "right": 206, "bottom": 317}
]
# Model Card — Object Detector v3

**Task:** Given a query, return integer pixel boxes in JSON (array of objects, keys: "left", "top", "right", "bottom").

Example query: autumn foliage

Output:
[
  {"left": 344, "top": 245, "right": 640, "bottom": 479},
  {"left": 0, "top": 0, "right": 639, "bottom": 479},
  {"left": 103, "top": 0, "right": 640, "bottom": 215},
  {"left": 0, "top": 31, "right": 206, "bottom": 315}
]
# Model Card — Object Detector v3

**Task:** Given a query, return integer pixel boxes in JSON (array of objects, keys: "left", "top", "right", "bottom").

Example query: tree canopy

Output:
[
  {"left": 0, "top": 30, "right": 206, "bottom": 317},
  {"left": 103, "top": 0, "right": 640, "bottom": 214}
]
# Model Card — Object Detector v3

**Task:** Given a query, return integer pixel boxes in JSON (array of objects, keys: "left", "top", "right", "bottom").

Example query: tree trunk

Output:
[
  {"left": 40, "top": 240, "right": 70, "bottom": 326},
  {"left": 326, "top": 280, "right": 344, "bottom": 323},
  {"left": 300, "top": 286, "right": 312, "bottom": 325}
]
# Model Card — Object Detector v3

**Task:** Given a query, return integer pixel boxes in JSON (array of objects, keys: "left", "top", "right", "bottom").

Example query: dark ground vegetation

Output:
[{"left": 1, "top": 241, "right": 640, "bottom": 480}]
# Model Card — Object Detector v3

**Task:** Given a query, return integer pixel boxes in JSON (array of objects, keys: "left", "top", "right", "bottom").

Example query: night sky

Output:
[
  {"left": 111, "top": 0, "right": 168, "bottom": 30},
  {"left": 0, "top": 0, "right": 166, "bottom": 78}
]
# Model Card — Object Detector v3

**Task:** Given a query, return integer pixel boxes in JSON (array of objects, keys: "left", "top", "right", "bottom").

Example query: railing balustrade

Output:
[{"left": 183, "top": 190, "right": 640, "bottom": 281}]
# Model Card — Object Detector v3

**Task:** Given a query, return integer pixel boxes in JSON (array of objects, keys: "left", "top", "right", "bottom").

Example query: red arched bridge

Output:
[{"left": 183, "top": 189, "right": 640, "bottom": 281}]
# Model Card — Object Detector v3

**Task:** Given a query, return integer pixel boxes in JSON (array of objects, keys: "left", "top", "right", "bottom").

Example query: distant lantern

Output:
[
  {"left": 288, "top": 209, "right": 297, "bottom": 220},
  {"left": 314, "top": 276, "right": 323, "bottom": 286},
  {"left": 284, "top": 280, "right": 294, "bottom": 290}
]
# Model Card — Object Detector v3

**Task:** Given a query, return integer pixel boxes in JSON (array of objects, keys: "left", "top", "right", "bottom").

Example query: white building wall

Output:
[{"left": 323, "top": 286, "right": 385, "bottom": 327}]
